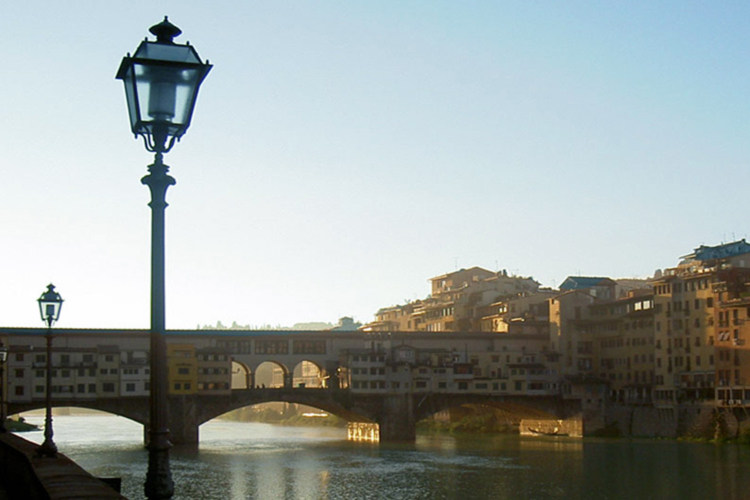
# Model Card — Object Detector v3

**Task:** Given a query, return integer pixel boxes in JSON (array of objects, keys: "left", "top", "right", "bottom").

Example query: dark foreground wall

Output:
[{"left": 0, "top": 433, "right": 124, "bottom": 499}]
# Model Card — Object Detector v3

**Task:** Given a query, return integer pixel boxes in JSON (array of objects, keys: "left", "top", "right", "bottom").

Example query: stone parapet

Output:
[{"left": 0, "top": 433, "right": 124, "bottom": 499}]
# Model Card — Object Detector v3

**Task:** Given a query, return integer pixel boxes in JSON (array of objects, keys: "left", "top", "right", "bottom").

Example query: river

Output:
[{"left": 17, "top": 414, "right": 750, "bottom": 499}]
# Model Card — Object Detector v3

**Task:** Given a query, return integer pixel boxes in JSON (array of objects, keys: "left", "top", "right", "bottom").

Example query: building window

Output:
[
  {"left": 292, "top": 340, "right": 326, "bottom": 355},
  {"left": 102, "top": 383, "right": 115, "bottom": 392},
  {"left": 254, "top": 340, "right": 289, "bottom": 355},
  {"left": 126, "top": 383, "right": 136, "bottom": 392},
  {"left": 14, "top": 369, "right": 24, "bottom": 378}
]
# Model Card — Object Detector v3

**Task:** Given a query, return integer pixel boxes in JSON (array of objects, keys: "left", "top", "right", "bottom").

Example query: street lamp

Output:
[
  {"left": 0, "top": 343, "right": 8, "bottom": 433},
  {"left": 36, "top": 284, "right": 63, "bottom": 457},
  {"left": 116, "top": 16, "right": 211, "bottom": 500}
]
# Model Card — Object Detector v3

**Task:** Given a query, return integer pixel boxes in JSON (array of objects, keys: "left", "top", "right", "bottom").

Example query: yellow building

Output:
[{"left": 167, "top": 343, "right": 198, "bottom": 395}]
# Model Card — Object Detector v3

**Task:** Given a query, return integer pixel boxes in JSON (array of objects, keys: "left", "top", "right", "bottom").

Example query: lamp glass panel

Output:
[
  {"left": 133, "top": 64, "right": 201, "bottom": 128},
  {"left": 123, "top": 65, "right": 140, "bottom": 133},
  {"left": 173, "top": 68, "right": 202, "bottom": 126},
  {"left": 39, "top": 299, "right": 61, "bottom": 323}
]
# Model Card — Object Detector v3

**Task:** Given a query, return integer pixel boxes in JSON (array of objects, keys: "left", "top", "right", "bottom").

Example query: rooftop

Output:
[
  {"left": 681, "top": 239, "right": 750, "bottom": 262},
  {"left": 559, "top": 276, "right": 616, "bottom": 291}
]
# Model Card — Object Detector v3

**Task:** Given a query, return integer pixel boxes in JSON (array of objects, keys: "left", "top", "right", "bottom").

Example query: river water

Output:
[{"left": 17, "top": 414, "right": 750, "bottom": 499}]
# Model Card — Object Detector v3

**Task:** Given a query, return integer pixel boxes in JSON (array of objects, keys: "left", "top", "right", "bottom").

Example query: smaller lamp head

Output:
[{"left": 38, "top": 284, "right": 63, "bottom": 328}]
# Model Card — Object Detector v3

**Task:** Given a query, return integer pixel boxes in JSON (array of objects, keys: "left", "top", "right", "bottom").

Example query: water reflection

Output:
[{"left": 16, "top": 414, "right": 750, "bottom": 499}]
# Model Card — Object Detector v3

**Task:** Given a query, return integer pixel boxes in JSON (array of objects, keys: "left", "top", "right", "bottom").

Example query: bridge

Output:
[{"left": 0, "top": 328, "right": 587, "bottom": 442}]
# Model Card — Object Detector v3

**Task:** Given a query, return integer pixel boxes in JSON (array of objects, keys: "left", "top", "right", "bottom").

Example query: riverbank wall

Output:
[
  {"left": 601, "top": 403, "right": 750, "bottom": 439},
  {"left": 0, "top": 432, "right": 124, "bottom": 499}
]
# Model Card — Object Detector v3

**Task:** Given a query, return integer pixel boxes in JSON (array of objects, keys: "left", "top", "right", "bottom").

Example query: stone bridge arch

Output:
[
  {"left": 251, "top": 360, "right": 290, "bottom": 389},
  {"left": 7, "top": 397, "right": 150, "bottom": 427},
  {"left": 411, "top": 394, "right": 571, "bottom": 423},
  {"left": 291, "top": 360, "right": 326, "bottom": 389},
  {"left": 193, "top": 389, "right": 375, "bottom": 429},
  {"left": 231, "top": 360, "right": 253, "bottom": 389}
]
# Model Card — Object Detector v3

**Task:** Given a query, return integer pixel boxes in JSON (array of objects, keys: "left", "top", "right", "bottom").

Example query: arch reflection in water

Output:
[{"left": 347, "top": 422, "right": 379, "bottom": 442}]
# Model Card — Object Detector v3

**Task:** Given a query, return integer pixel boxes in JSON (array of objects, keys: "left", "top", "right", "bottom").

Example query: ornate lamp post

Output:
[
  {"left": 0, "top": 343, "right": 7, "bottom": 433},
  {"left": 36, "top": 284, "right": 63, "bottom": 457},
  {"left": 116, "top": 17, "right": 211, "bottom": 500}
]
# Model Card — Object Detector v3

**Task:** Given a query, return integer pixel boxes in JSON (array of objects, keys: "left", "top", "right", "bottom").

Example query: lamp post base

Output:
[
  {"left": 36, "top": 439, "right": 58, "bottom": 458},
  {"left": 145, "top": 430, "right": 174, "bottom": 499}
]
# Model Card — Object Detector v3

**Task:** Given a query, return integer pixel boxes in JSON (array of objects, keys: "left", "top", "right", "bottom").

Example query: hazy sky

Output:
[{"left": 1, "top": 2, "right": 748, "bottom": 329}]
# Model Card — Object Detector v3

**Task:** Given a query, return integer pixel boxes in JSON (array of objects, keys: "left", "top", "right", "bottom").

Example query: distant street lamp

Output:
[
  {"left": 116, "top": 17, "right": 211, "bottom": 500},
  {"left": 36, "top": 284, "right": 63, "bottom": 457},
  {"left": 0, "top": 343, "right": 8, "bottom": 433}
]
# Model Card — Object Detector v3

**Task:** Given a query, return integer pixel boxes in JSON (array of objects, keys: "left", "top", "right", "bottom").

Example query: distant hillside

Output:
[{"left": 197, "top": 320, "right": 334, "bottom": 331}]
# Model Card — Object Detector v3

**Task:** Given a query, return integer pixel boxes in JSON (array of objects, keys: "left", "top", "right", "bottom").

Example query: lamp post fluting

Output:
[
  {"left": 116, "top": 17, "right": 211, "bottom": 500},
  {"left": 36, "top": 284, "right": 63, "bottom": 457},
  {"left": 0, "top": 343, "right": 8, "bottom": 433}
]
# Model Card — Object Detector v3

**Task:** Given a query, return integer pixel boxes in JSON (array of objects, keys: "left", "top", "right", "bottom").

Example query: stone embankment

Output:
[
  {"left": 0, "top": 432, "right": 124, "bottom": 499},
  {"left": 603, "top": 403, "right": 750, "bottom": 439}
]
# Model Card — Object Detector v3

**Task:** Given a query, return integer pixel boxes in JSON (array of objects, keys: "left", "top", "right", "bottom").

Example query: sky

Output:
[{"left": 1, "top": 2, "right": 749, "bottom": 329}]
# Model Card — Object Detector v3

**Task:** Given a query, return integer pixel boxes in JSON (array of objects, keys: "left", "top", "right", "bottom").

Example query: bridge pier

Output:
[
  {"left": 167, "top": 396, "right": 200, "bottom": 445},
  {"left": 377, "top": 394, "right": 416, "bottom": 442}
]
